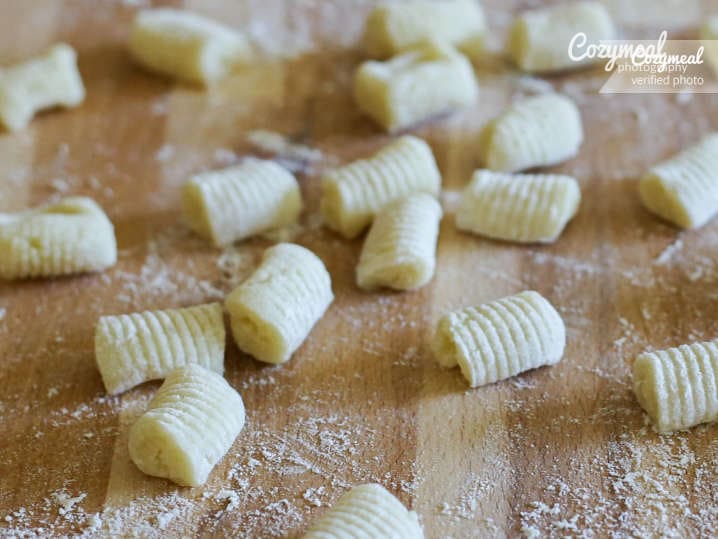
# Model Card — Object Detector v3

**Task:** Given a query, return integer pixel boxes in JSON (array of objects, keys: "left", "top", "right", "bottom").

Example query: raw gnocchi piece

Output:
[
  {"left": 0, "top": 197, "right": 116, "bottom": 280},
  {"left": 362, "top": 0, "right": 485, "bottom": 58},
  {"left": 95, "top": 303, "right": 225, "bottom": 395},
  {"left": 633, "top": 339, "right": 718, "bottom": 432},
  {"left": 321, "top": 136, "right": 441, "bottom": 238},
  {"left": 639, "top": 133, "right": 718, "bottom": 229},
  {"left": 128, "top": 364, "right": 245, "bottom": 487},
  {"left": 354, "top": 40, "right": 479, "bottom": 133},
  {"left": 225, "top": 243, "right": 333, "bottom": 364},
  {"left": 456, "top": 170, "right": 580, "bottom": 243},
  {"left": 432, "top": 291, "right": 565, "bottom": 388},
  {"left": 129, "top": 8, "right": 250, "bottom": 84},
  {"left": 182, "top": 159, "right": 302, "bottom": 247},
  {"left": 509, "top": 1, "right": 616, "bottom": 73},
  {"left": 0, "top": 43, "right": 85, "bottom": 132},
  {"left": 479, "top": 93, "right": 583, "bottom": 172},
  {"left": 303, "top": 483, "right": 424, "bottom": 539},
  {"left": 357, "top": 193, "right": 442, "bottom": 291}
]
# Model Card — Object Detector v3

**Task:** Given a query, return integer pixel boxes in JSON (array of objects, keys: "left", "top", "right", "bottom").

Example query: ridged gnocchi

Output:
[
  {"left": 432, "top": 291, "right": 565, "bottom": 387},
  {"left": 639, "top": 133, "right": 718, "bottom": 229},
  {"left": 128, "top": 364, "right": 245, "bottom": 487},
  {"left": 0, "top": 43, "right": 85, "bottom": 132},
  {"left": 633, "top": 339, "right": 718, "bottom": 432},
  {"left": 362, "top": 0, "right": 485, "bottom": 58},
  {"left": 321, "top": 136, "right": 441, "bottom": 239},
  {"left": 182, "top": 159, "right": 302, "bottom": 247},
  {"left": 456, "top": 170, "right": 581, "bottom": 244},
  {"left": 479, "top": 94, "right": 583, "bottom": 172},
  {"left": 129, "top": 8, "right": 250, "bottom": 84},
  {"left": 354, "top": 40, "right": 479, "bottom": 133},
  {"left": 303, "top": 483, "right": 424, "bottom": 539},
  {"left": 95, "top": 303, "right": 225, "bottom": 395},
  {"left": 225, "top": 243, "right": 333, "bottom": 364},
  {"left": 357, "top": 193, "right": 442, "bottom": 291},
  {"left": 0, "top": 197, "right": 116, "bottom": 280}
]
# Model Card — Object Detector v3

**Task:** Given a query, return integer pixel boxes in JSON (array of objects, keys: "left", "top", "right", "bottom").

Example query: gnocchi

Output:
[
  {"left": 509, "top": 1, "right": 616, "bottom": 73},
  {"left": 129, "top": 8, "right": 250, "bottom": 84},
  {"left": 225, "top": 243, "right": 333, "bottom": 364},
  {"left": 354, "top": 40, "right": 479, "bottom": 133},
  {"left": 362, "top": 0, "right": 485, "bottom": 58},
  {"left": 639, "top": 133, "right": 718, "bottom": 229},
  {"left": 0, "top": 197, "right": 116, "bottom": 280},
  {"left": 456, "top": 169, "right": 581, "bottom": 243},
  {"left": 303, "top": 483, "right": 423, "bottom": 539},
  {"left": 357, "top": 193, "right": 442, "bottom": 291},
  {"left": 95, "top": 303, "right": 225, "bottom": 395},
  {"left": 0, "top": 43, "right": 85, "bottom": 132},
  {"left": 432, "top": 291, "right": 565, "bottom": 388},
  {"left": 128, "top": 364, "right": 245, "bottom": 487},
  {"left": 479, "top": 94, "right": 583, "bottom": 172},
  {"left": 182, "top": 159, "right": 302, "bottom": 247},
  {"left": 633, "top": 339, "right": 718, "bottom": 432},
  {"left": 321, "top": 135, "right": 441, "bottom": 238}
]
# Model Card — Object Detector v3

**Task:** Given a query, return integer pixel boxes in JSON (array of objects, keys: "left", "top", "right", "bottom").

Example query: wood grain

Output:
[{"left": 2, "top": 1, "right": 718, "bottom": 537}]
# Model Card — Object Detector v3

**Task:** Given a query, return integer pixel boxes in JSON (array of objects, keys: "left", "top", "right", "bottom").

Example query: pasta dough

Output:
[
  {"left": 639, "top": 133, "right": 718, "bottom": 229},
  {"left": 456, "top": 170, "right": 580, "bottom": 243},
  {"left": 0, "top": 197, "right": 116, "bottom": 280},
  {"left": 321, "top": 136, "right": 441, "bottom": 238},
  {"left": 509, "top": 1, "right": 616, "bottom": 73},
  {"left": 95, "top": 303, "right": 225, "bottom": 395},
  {"left": 357, "top": 193, "right": 442, "bottom": 291},
  {"left": 225, "top": 243, "right": 333, "bottom": 364},
  {"left": 0, "top": 43, "right": 85, "bottom": 132},
  {"left": 303, "top": 483, "right": 423, "bottom": 539},
  {"left": 479, "top": 94, "right": 583, "bottom": 172},
  {"left": 633, "top": 339, "right": 718, "bottom": 432},
  {"left": 354, "top": 40, "right": 478, "bottom": 133},
  {"left": 362, "top": 0, "right": 485, "bottom": 58},
  {"left": 129, "top": 8, "right": 250, "bottom": 84},
  {"left": 182, "top": 159, "right": 302, "bottom": 247},
  {"left": 128, "top": 364, "right": 245, "bottom": 487},
  {"left": 432, "top": 291, "right": 565, "bottom": 388}
]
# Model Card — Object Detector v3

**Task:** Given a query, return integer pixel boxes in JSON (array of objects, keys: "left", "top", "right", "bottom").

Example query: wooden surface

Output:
[{"left": 2, "top": 1, "right": 718, "bottom": 537}]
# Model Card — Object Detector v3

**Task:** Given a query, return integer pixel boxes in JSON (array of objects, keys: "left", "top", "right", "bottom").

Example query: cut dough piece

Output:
[
  {"left": 639, "top": 133, "right": 718, "bottom": 229},
  {"left": 303, "top": 483, "right": 424, "bottom": 538},
  {"left": 0, "top": 197, "right": 116, "bottom": 280},
  {"left": 321, "top": 135, "right": 441, "bottom": 239},
  {"left": 357, "top": 193, "right": 442, "bottom": 291},
  {"left": 183, "top": 159, "right": 302, "bottom": 247},
  {"left": 479, "top": 93, "right": 583, "bottom": 172},
  {"left": 129, "top": 8, "right": 250, "bottom": 84},
  {"left": 225, "top": 243, "right": 333, "bottom": 364},
  {"left": 456, "top": 169, "right": 580, "bottom": 243},
  {"left": 362, "top": 0, "right": 485, "bottom": 58},
  {"left": 128, "top": 364, "right": 245, "bottom": 487},
  {"left": 354, "top": 40, "right": 478, "bottom": 133},
  {"left": 95, "top": 302, "right": 225, "bottom": 395},
  {"left": 432, "top": 291, "right": 565, "bottom": 387},
  {"left": 0, "top": 43, "right": 85, "bottom": 131},
  {"left": 633, "top": 339, "right": 718, "bottom": 432},
  {"left": 509, "top": 1, "right": 616, "bottom": 73}
]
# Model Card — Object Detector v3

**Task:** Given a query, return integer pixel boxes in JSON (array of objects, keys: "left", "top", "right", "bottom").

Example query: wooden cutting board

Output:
[{"left": 2, "top": 1, "right": 718, "bottom": 537}]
